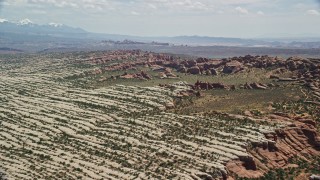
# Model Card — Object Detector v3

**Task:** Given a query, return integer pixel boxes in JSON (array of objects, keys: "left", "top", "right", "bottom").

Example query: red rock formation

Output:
[
  {"left": 193, "top": 81, "right": 227, "bottom": 90},
  {"left": 223, "top": 61, "right": 243, "bottom": 74},
  {"left": 120, "top": 72, "right": 135, "bottom": 79},
  {"left": 210, "top": 68, "right": 218, "bottom": 76},
  {"left": 196, "top": 57, "right": 209, "bottom": 63},
  {"left": 140, "top": 71, "right": 152, "bottom": 80},
  {"left": 165, "top": 69, "right": 177, "bottom": 78},
  {"left": 226, "top": 160, "right": 264, "bottom": 179},
  {"left": 187, "top": 60, "right": 197, "bottom": 67},
  {"left": 178, "top": 66, "right": 187, "bottom": 73},
  {"left": 187, "top": 66, "right": 201, "bottom": 75},
  {"left": 227, "top": 119, "right": 320, "bottom": 179}
]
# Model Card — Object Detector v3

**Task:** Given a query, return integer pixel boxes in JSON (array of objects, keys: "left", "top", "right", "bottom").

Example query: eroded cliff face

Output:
[{"left": 226, "top": 118, "right": 320, "bottom": 179}]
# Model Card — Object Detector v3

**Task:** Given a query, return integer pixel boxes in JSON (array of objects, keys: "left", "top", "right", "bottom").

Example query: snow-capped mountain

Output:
[
  {"left": 18, "top": 19, "right": 34, "bottom": 26},
  {"left": 0, "top": 17, "right": 137, "bottom": 44},
  {"left": 0, "top": 18, "right": 8, "bottom": 23},
  {"left": 0, "top": 18, "right": 87, "bottom": 38},
  {"left": 1, "top": 18, "right": 64, "bottom": 27},
  {"left": 48, "top": 22, "right": 63, "bottom": 28}
]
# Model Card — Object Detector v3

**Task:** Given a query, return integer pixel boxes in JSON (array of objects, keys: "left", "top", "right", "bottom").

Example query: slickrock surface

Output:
[
  {"left": 0, "top": 52, "right": 319, "bottom": 179},
  {"left": 0, "top": 53, "right": 283, "bottom": 179}
]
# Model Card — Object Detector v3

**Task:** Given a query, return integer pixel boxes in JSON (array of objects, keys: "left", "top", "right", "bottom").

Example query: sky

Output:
[{"left": 0, "top": 0, "right": 320, "bottom": 38}]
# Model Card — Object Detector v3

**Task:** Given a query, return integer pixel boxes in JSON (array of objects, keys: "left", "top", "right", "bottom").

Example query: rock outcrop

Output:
[
  {"left": 243, "top": 82, "right": 268, "bottom": 90},
  {"left": 120, "top": 71, "right": 152, "bottom": 80},
  {"left": 187, "top": 66, "right": 201, "bottom": 74},
  {"left": 192, "top": 81, "right": 228, "bottom": 90},
  {"left": 227, "top": 118, "right": 320, "bottom": 179},
  {"left": 223, "top": 61, "right": 243, "bottom": 74}
]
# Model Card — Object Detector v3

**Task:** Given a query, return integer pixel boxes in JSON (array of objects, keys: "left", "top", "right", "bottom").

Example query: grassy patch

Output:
[
  {"left": 172, "top": 85, "right": 302, "bottom": 114},
  {"left": 80, "top": 68, "right": 274, "bottom": 88}
]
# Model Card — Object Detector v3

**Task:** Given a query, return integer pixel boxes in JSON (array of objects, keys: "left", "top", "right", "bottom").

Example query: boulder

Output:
[
  {"left": 211, "top": 83, "right": 227, "bottom": 89},
  {"left": 194, "top": 81, "right": 228, "bottom": 90},
  {"left": 140, "top": 71, "right": 152, "bottom": 80},
  {"left": 287, "top": 60, "right": 297, "bottom": 71},
  {"left": 188, "top": 66, "right": 201, "bottom": 74},
  {"left": 250, "top": 83, "right": 268, "bottom": 90},
  {"left": 178, "top": 66, "right": 187, "bottom": 73},
  {"left": 196, "top": 57, "right": 208, "bottom": 63},
  {"left": 159, "top": 72, "right": 167, "bottom": 79},
  {"left": 165, "top": 71, "right": 177, "bottom": 78},
  {"left": 187, "top": 60, "right": 197, "bottom": 67},
  {"left": 223, "top": 61, "right": 243, "bottom": 74},
  {"left": 210, "top": 68, "right": 218, "bottom": 76},
  {"left": 151, "top": 65, "right": 166, "bottom": 71},
  {"left": 195, "top": 91, "right": 202, "bottom": 97},
  {"left": 211, "top": 60, "right": 223, "bottom": 68},
  {"left": 203, "top": 63, "right": 214, "bottom": 70},
  {"left": 120, "top": 73, "right": 135, "bottom": 79},
  {"left": 167, "top": 62, "right": 180, "bottom": 69},
  {"left": 230, "top": 85, "right": 236, "bottom": 90},
  {"left": 195, "top": 81, "right": 209, "bottom": 90},
  {"left": 204, "top": 69, "right": 211, "bottom": 75},
  {"left": 270, "top": 75, "right": 279, "bottom": 79}
]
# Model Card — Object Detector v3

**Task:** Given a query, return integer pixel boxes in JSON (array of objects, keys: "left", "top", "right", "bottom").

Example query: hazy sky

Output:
[{"left": 1, "top": 0, "right": 320, "bottom": 38}]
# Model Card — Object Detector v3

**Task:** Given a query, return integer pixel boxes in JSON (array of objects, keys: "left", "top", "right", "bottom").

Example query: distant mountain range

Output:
[
  {"left": 0, "top": 19, "right": 87, "bottom": 38},
  {"left": 1, "top": 19, "right": 320, "bottom": 53}
]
